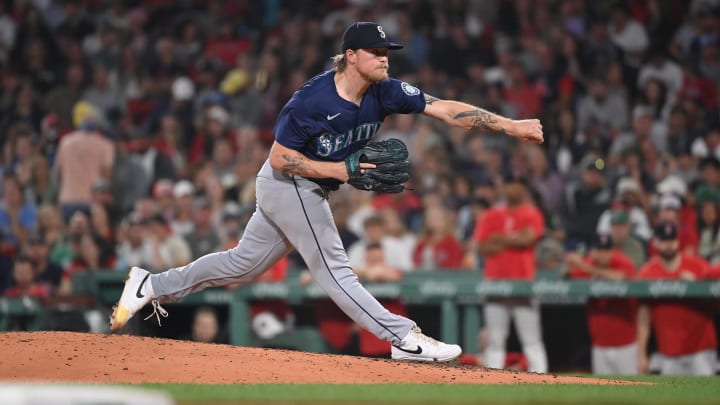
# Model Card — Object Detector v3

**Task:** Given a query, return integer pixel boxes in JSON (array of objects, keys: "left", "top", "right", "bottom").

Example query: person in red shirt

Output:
[
  {"left": 412, "top": 204, "right": 465, "bottom": 270},
  {"left": 472, "top": 174, "right": 548, "bottom": 373},
  {"left": 566, "top": 234, "right": 638, "bottom": 375},
  {"left": 637, "top": 221, "right": 717, "bottom": 376}
]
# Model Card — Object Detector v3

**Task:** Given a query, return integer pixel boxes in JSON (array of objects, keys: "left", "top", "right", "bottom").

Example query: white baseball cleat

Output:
[
  {"left": 109, "top": 266, "right": 161, "bottom": 332},
  {"left": 391, "top": 326, "right": 462, "bottom": 362}
]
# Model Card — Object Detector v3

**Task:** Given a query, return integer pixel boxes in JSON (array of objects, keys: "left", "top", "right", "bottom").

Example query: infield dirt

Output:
[{"left": 0, "top": 332, "right": 634, "bottom": 385}]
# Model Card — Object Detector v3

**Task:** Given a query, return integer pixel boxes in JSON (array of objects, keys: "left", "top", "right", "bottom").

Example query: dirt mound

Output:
[{"left": 0, "top": 332, "right": 629, "bottom": 385}]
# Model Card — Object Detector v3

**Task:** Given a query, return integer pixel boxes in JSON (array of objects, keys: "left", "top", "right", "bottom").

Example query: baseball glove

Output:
[{"left": 345, "top": 138, "right": 410, "bottom": 193}]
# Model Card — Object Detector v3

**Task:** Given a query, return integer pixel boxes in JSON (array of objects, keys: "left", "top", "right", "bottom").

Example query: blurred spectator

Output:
[
  {"left": 24, "top": 233, "right": 64, "bottom": 292},
  {"left": 116, "top": 212, "right": 153, "bottom": 271},
  {"left": 3, "top": 254, "right": 50, "bottom": 300},
  {"left": 155, "top": 113, "right": 189, "bottom": 177},
  {"left": 472, "top": 175, "right": 547, "bottom": 373},
  {"left": 649, "top": 194, "right": 699, "bottom": 256},
  {"left": 36, "top": 204, "right": 72, "bottom": 267},
  {"left": 143, "top": 213, "right": 191, "bottom": 270},
  {"left": 65, "top": 233, "right": 115, "bottom": 276},
  {"left": 185, "top": 306, "right": 228, "bottom": 344},
  {"left": 185, "top": 196, "right": 220, "bottom": 260},
  {"left": 219, "top": 202, "right": 246, "bottom": 249},
  {"left": 608, "top": 210, "right": 647, "bottom": 269},
  {"left": 54, "top": 102, "right": 114, "bottom": 223},
  {"left": 412, "top": 204, "right": 465, "bottom": 271},
  {"left": 694, "top": 156, "right": 720, "bottom": 202},
  {"left": 576, "top": 77, "right": 629, "bottom": 134},
  {"left": 377, "top": 207, "right": 415, "bottom": 272},
  {"left": 124, "top": 130, "right": 177, "bottom": 193},
  {"left": 563, "top": 158, "right": 611, "bottom": 248},
  {"left": 91, "top": 178, "right": 121, "bottom": 227},
  {"left": 608, "top": 3, "right": 649, "bottom": 68},
  {"left": 82, "top": 63, "right": 124, "bottom": 117},
  {"left": 348, "top": 214, "right": 409, "bottom": 272},
  {"left": 597, "top": 177, "right": 653, "bottom": 242},
  {"left": 638, "top": 48, "right": 683, "bottom": 118},
  {"left": 696, "top": 198, "right": 720, "bottom": 264},
  {"left": 503, "top": 59, "right": 542, "bottom": 119},
  {"left": 0, "top": 172, "right": 37, "bottom": 253},
  {"left": 566, "top": 234, "right": 638, "bottom": 375},
  {"left": 0, "top": 2, "right": 15, "bottom": 64},
  {"left": 637, "top": 222, "right": 717, "bottom": 375},
  {"left": 526, "top": 145, "right": 565, "bottom": 216},
  {"left": 329, "top": 192, "right": 360, "bottom": 252},
  {"left": 171, "top": 180, "right": 196, "bottom": 237},
  {"left": 44, "top": 64, "right": 85, "bottom": 132},
  {"left": 152, "top": 179, "right": 175, "bottom": 222},
  {"left": 189, "top": 105, "right": 238, "bottom": 166}
]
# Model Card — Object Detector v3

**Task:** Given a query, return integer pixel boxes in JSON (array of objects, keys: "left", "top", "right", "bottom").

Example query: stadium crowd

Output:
[{"left": 0, "top": 0, "right": 719, "bottom": 374}]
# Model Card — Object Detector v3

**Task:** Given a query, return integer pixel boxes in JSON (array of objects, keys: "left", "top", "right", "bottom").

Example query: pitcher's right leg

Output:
[{"left": 110, "top": 207, "right": 291, "bottom": 331}]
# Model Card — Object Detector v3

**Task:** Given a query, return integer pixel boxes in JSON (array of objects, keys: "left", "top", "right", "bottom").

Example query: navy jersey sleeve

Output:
[
  {"left": 274, "top": 107, "right": 313, "bottom": 150},
  {"left": 379, "top": 78, "right": 426, "bottom": 115}
]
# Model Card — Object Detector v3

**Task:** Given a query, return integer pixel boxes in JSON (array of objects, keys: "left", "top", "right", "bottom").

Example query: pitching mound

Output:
[{"left": 0, "top": 332, "right": 630, "bottom": 385}]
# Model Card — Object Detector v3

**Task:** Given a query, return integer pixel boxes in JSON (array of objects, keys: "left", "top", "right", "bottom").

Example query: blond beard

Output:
[{"left": 360, "top": 66, "right": 389, "bottom": 82}]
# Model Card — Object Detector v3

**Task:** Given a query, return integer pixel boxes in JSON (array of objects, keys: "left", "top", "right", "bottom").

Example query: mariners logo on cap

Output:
[{"left": 377, "top": 26, "right": 386, "bottom": 38}]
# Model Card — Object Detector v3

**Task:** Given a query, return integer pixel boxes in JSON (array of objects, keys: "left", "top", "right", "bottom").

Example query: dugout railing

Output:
[{"left": 2, "top": 271, "right": 719, "bottom": 355}]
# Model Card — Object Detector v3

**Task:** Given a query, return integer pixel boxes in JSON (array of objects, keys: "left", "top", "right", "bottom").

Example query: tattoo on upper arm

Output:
[
  {"left": 281, "top": 154, "right": 322, "bottom": 177},
  {"left": 453, "top": 109, "right": 500, "bottom": 131},
  {"left": 424, "top": 94, "right": 440, "bottom": 105}
]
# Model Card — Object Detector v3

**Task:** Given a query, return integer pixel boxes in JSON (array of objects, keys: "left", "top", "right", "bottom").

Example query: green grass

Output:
[{"left": 134, "top": 376, "right": 720, "bottom": 404}]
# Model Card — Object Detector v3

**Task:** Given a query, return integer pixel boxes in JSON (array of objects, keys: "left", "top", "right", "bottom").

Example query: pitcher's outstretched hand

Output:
[{"left": 508, "top": 119, "right": 544, "bottom": 144}]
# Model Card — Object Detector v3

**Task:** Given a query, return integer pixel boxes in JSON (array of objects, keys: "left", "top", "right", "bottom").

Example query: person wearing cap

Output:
[
  {"left": 608, "top": 210, "right": 647, "bottom": 268},
  {"left": 110, "top": 21, "right": 543, "bottom": 363},
  {"left": 596, "top": 177, "right": 653, "bottom": 243},
  {"left": 116, "top": 212, "right": 154, "bottom": 271},
  {"left": 24, "top": 233, "right": 65, "bottom": 291},
  {"left": 647, "top": 194, "right": 699, "bottom": 257},
  {"left": 566, "top": 234, "right": 638, "bottom": 375},
  {"left": 188, "top": 104, "right": 238, "bottom": 165},
  {"left": 637, "top": 222, "right": 717, "bottom": 375},
  {"left": 143, "top": 213, "right": 192, "bottom": 269},
  {"left": 184, "top": 196, "right": 221, "bottom": 260},
  {"left": 170, "top": 180, "right": 196, "bottom": 237},
  {"left": 54, "top": 99, "right": 114, "bottom": 224},
  {"left": 472, "top": 174, "right": 548, "bottom": 372},
  {"left": 694, "top": 156, "right": 720, "bottom": 205},
  {"left": 563, "top": 156, "right": 612, "bottom": 248}
]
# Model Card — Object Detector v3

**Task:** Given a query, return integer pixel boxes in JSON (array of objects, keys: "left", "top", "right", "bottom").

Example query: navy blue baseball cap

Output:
[
  {"left": 341, "top": 22, "right": 403, "bottom": 52},
  {"left": 655, "top": 221, "right": 678, "bottom": 241},
  {"left": 591, "top": 234, "right": 614, "bottom": 250}
]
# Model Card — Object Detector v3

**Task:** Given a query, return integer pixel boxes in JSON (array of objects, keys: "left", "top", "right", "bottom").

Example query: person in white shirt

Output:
[
  {"left": 608, "top": 3, "right": 649, "bottom": 67},
  {"left": 596, "top": 177, "right": 653, "bottom": 242}
]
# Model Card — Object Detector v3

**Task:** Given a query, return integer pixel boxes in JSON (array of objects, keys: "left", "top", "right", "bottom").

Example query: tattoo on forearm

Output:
[
  {"left": 281, "top": 154, "right": 322, "bottom": 177},
  {"left": 453, "top": 109, "right": 501, "bottom": 131},
  {"left": 424, "top": 94, "right": 440, "bottom": 105}
]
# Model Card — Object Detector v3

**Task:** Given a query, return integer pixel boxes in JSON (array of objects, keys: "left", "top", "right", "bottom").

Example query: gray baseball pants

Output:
[{"left": 149, "top": 160, "right": 414, "bottom": 344}]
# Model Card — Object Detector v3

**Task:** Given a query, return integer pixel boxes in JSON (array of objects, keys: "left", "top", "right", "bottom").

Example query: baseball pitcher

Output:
[{"left": 110, "top": 21, "right": 543, "bottom": 362}]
